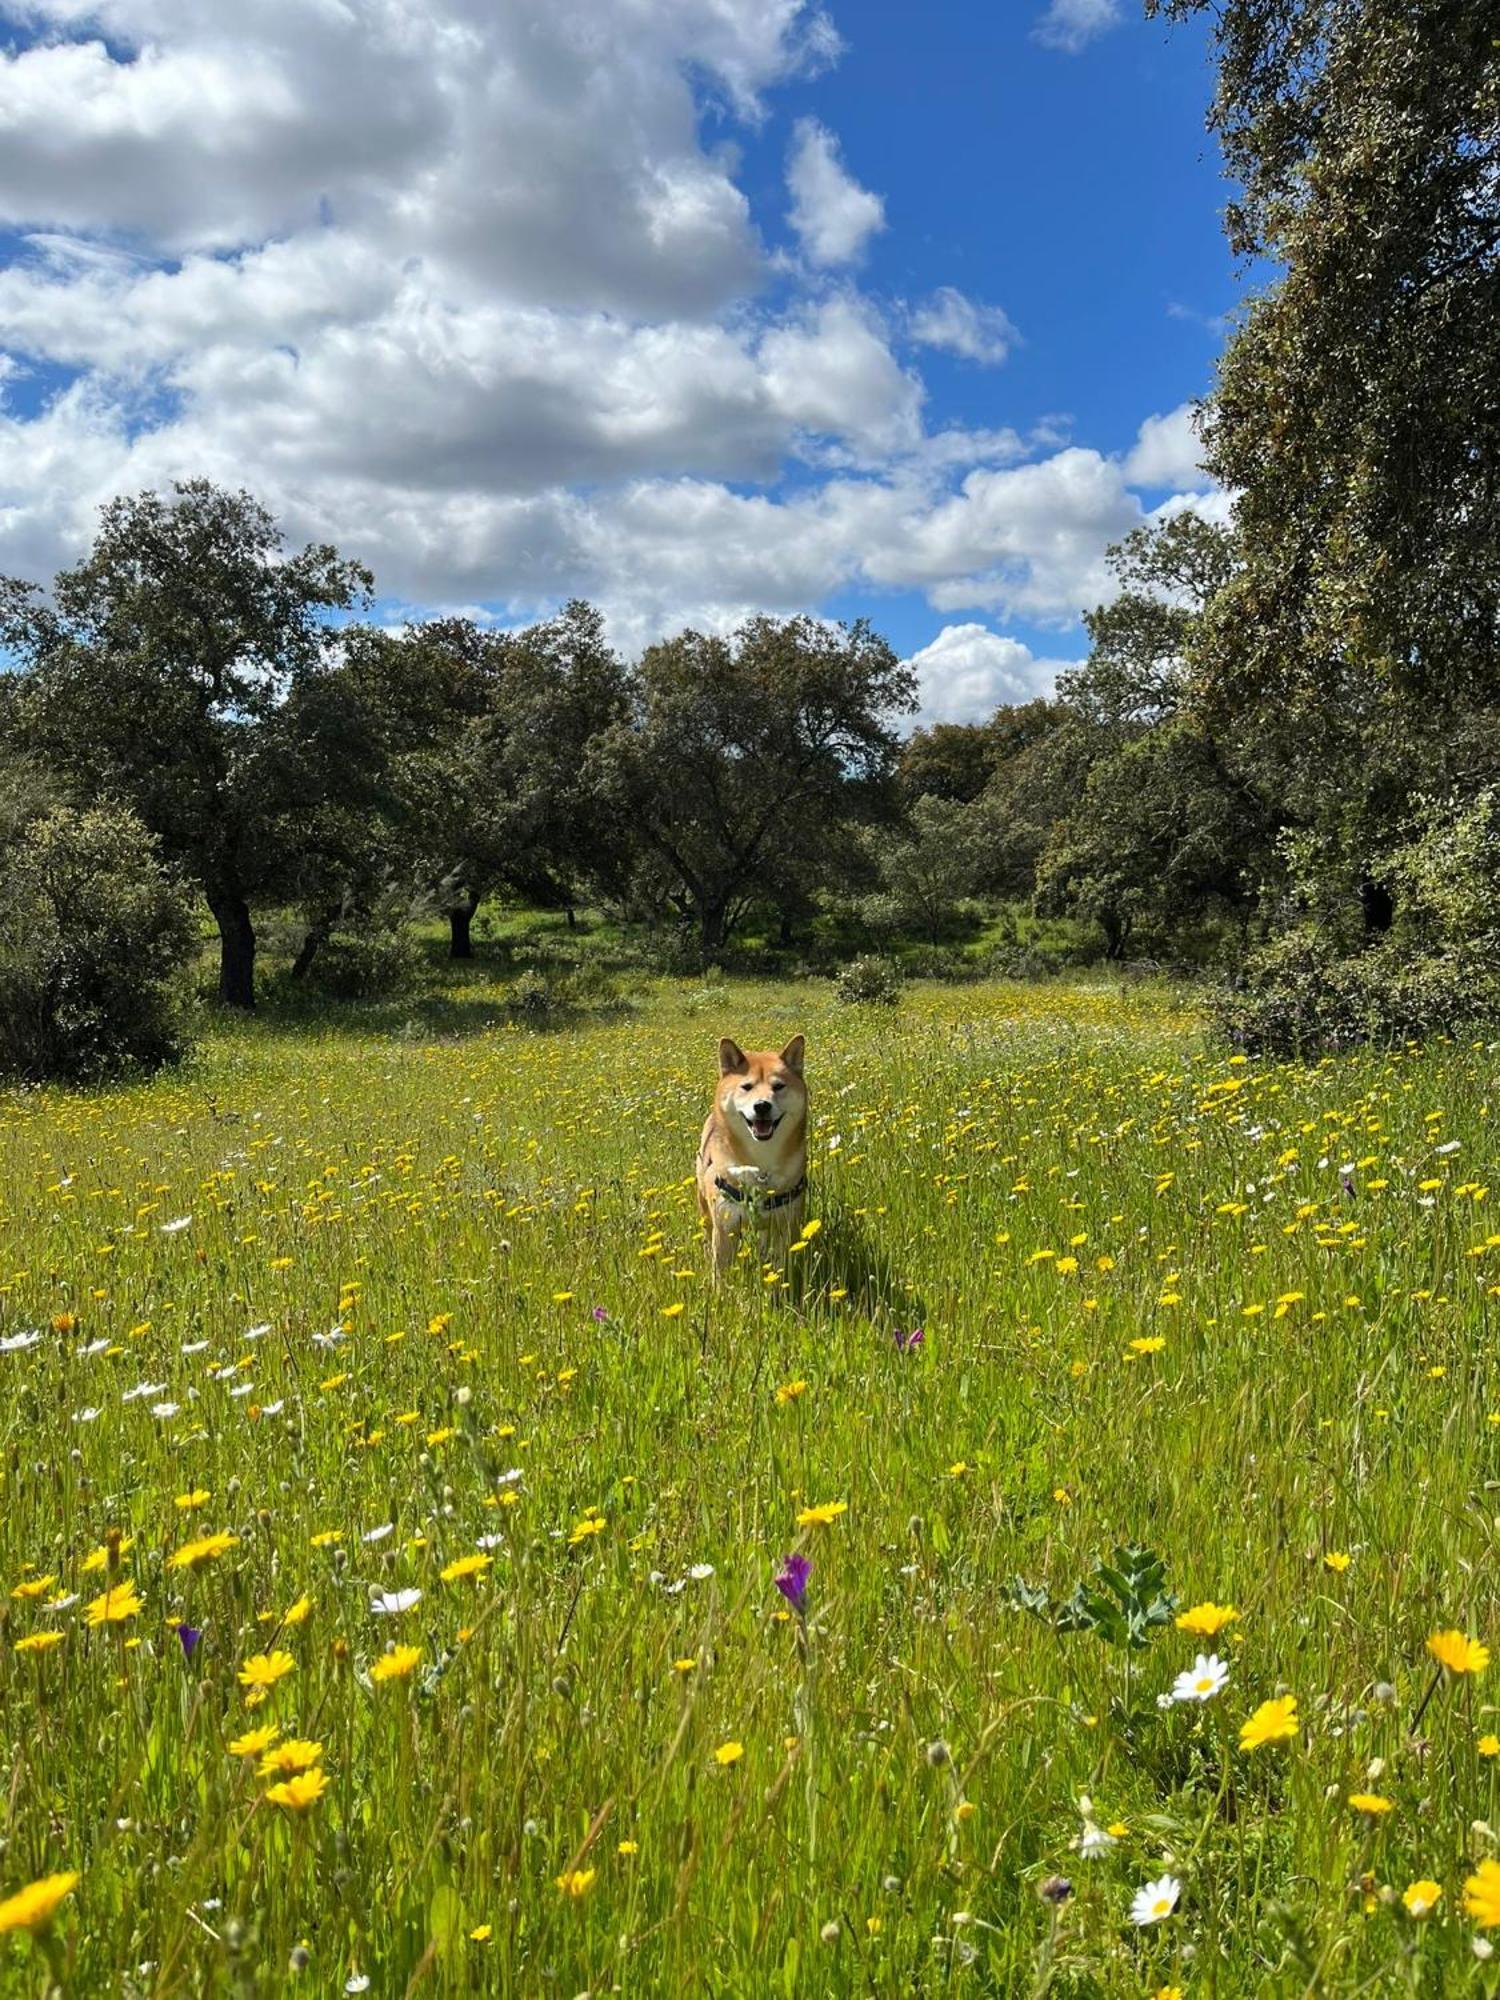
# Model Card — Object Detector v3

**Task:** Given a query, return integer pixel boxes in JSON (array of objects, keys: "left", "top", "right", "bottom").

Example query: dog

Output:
[{"left": 696, "top": 1035, "right": 807, "bottom": 1276}]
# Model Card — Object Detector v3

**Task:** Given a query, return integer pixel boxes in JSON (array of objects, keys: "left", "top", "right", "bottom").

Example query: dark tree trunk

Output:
[
  {"left": 449, "top": 889, "right": 481, "bottom": 959},
  {"left": 289, "top": 906, "right": 340, "bottom": 983},
  {"left": 698, "top": 900, "right": 730, "bottom": 957},
  {"left": 210, "top": 891, "right": 257, "bottom": 1010},
  {"left": 566, "top": 905, "right": 578, "bottom": 931},
  {"left": 1360, "top": 876, "right": 1394, "bottom": 934},
  {"left": 1100, "top": 909, "right": 1127, "bottom": 961},
  {"left": 778, "top": 909, "right": 794, "bottom": 948}
]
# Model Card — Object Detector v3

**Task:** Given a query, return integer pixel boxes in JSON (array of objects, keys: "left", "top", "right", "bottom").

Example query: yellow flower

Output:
[
  {"left": 1427, "top": 1629, "right": 1489, "bottom": 1676},
  {"left": 10, "top": 1576, "right": 55, "bottom": 1601},
  {"left": 796, "top": 1501, "right": 847, "bottom": 1527},
  {"left": 81, "top": 1539, "right": 134, "bottom": 1574},
  {"left": 1466, "top": 1857, "right": 1500, "bottom": 1927},
  {"left": 775, "top": 1379, "right": 809, "bottom": 1404},
  {"left": 228, "top": 1723, "right": 281, "bottom": 1758},
  {"left": 309, "top": 1530, "right": 342, "bottom": 1549},
  {"left": 264, "top": 1767, "right": 328, "bottom": 1812},
  {"left": 175, "top": 1489, "right": 211, "bottom": 1511},
  {"left": 280, "top": 1595, "right": 313, "bottom": 1628},
  {"left": 1127, "top": 1335, "right": 1166, "bottom": 1355},
  {"left": 617, "top": 1839, "right": 639, "bottom": 1855},
  {"left": 14, "top": 1632, "right": 63, "bottom": 1655},
  {"left": 469, "top": 1924, "right": 493, "bottom": 1942},
  {"left": 1323, "top": 1551, "right": 1351, "bottom": 1573},
  {"left": 673, "top": 1657, "right": 698, "bottom": 1675},
  {"left": 713, "top": 1740, "right": 744, "bottom": 1766},
  {"left": 567, "top": 1518, "right": 606, "bottom": 1547},
  {"left": 371, "top": 1644, "right": 422, "bottom": 1683},
  {"left": 1176, "top": 1601, "right": 1239, "bottom": 1637},
  {"left": 85, "top": 1582, "right": 143, "bottom": 1627},
  {"left": 1402, "top": 1879, "right": 1442, "bottom": 1918},
  {"left": 1348, "top": 1792, "right": 1393, "bottom": 1815},
  {"left": 1480, "top": 1733, "right": 1500, "bottom": 1758},
  {"left": 440, "top": 1553, "right": 492, "bottom": 1584},
  {"left": 660, "top": 1303, "right": 686, "bottom": 1318},
  {"left": 168, "top": 1531, "right": 239, "bottom": 1570},
  {"left": 0, "top": 1871, "right": 79, "bottom": 1934},
  {"left": 556, "top": 1868, "right": 596, "bottom": 1898},
  {"left": 237, "top": 1650, "right": 295, "bottom": 1691},
  {"left": 1238, "top": 1694, "right": 1299, "bottom": 1751},
  {"left": 257, "top": 1739, "right": 323, "bottom": 1778}
]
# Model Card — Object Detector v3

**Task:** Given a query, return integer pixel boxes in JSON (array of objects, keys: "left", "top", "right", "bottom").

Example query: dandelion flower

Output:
[
  {"left": 1324, "top": 1551, "right": 1351, "bottom": 1572},
  {"left": 1466, "top": 1858, "right": 1500, "bottom": 1928},
  {"left": 1176, "top": 1601, "right": 1239, "bottom": 1637},
  {"left": 168, "top": 1531, "right": 239, "bottom": 1571},
  {"left": 14, "top": 1631, "right": 63, "bottom": 1655},
  {"left": 265, "top": 1768, "right": 328, "bottom": 1812},
  {"left": 567, "top": 1517, "right": 606, "bottom": 1547},
  {"left": 10, "top": 1576, "right": 55, "bottom": 1601},
  {"left": 714, "top": 1740, "right": 744, "bottom": 1766},
  {"left": 1239, "top": 1694, "right": 1299, "bottom": 1751},
  {"left": 796, "top": 1501, "right": 847, "bottom": 1527},
  {"left": 228, "top": 1723, "right": 281, "bottom": 1758},
  {"left": 1403, "top": 1879, "right": 1442, "bottom": 1918},
  {"left": 1348, "top": 1792, "right": 1393, "bottom": 1815},
  {"left": 1129, "top": 1874, "right": 1180, "bottom": 1925},
  {"left": 238, "top": 1650, "right": 295, "bottom": 1692},
  {"left": 1427, "top": 1629, "right": 1489, "bottom": 1676},
  {"left": 0, "top": 1871, "right": 79, "bottom": 1934},
  {"left": 85, "top": 1582, "right": 143, "bottom": 1627},
  {"left": 257, "top": 1739, "right": 323, "bottom": 1778},
  {"left": 440, "top": 1553, "right": 492, "bottom": 1584},
  {"left": 280, "top": 1595, "right": 313, "bottom": 1628},
  {"left": 1480, "top": 1734, "right": 1500, "bottom": 1758},
  {"left": 1170, "top": 1654, "right": 1229, "bottom": 1704},
  {"left": 555, "top": 1868, "right": 596, "bottom": 1898},
  {"left": 371, "top": 1645, "right": 422, "bottom": 1683}
]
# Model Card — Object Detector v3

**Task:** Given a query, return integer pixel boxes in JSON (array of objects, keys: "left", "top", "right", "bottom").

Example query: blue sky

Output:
[{"left": 0, "top": 0, "right": 1241, "bottom": 720}]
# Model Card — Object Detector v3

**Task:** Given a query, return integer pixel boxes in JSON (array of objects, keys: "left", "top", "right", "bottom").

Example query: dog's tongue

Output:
[{"left": 751, "top": 1113, "right": 776, "bottom": 1140}]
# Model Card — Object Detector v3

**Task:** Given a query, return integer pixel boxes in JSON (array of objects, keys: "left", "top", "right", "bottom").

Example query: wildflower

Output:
[
  {"left": 1239, "top": 1694, "right": 1299, "bottom": 1751},
  {"left": 265, "top": 1768, "right": 328, "bottom": 1812},
  {"left": 1466, "top": 1858, "right": 1500, "bottom": 1927},
  {"left": 1176, "top": 1601, "right": 1239, "bottom": 1637},
  {"left": 673, "top": 1658, "right": 697, "bottom": 1675},
  {"left": 1403, "top": 1879, "right": 1442, "bottom": 1918},
  {"left": 14, "top": 1632, "right": 63, "bottom": 1655},
  {"left": 796, "top": 1501, "right": 847, "bottom": 1527},
  {"left": 175, "top": 1489, "right": 211, "bottom": 1510},
  {"left": 1348, "top": 1793, "right": 1394, "bottom": 1815},
  {"left": 775, "top": 1379, "right": 808, "bottom": 1404},
  {"left": 1129, "top": 1874, "right": 1181, "bottom": 1925},
  {"left": 281, "top": 1595, "right": 313, "bottom": 1628},
  {"left": 85, "top": 1582, "right": 143, "bottom": 1627},
  {"left": 1128, "top": 1335, "right": 1166, "bottom": 1355},
  {"left": 774, "top": 1553, "right": 811, "bottom": 1614},
  {"left": 228, "top": 1724, "right": 281, "bottom": 1758},
  {"left": 0, "top": 1871, "right": 79, "bottom": 1934},
  {"left": 1170, "top": 1654, "right": 1229, "bottom": 1704},
  {"left": 168, "top": 1531, "right": 240, "bottom": 1571},
  {"left": 1428, "top": 1629, "right": 1489, "bottom": 1676},
  {"left": 440, "top": 1553, "right": 492, "bottom": 1583},
  {"left": 1077, "top": 1821, "right": 1116, "bottom": 1860},
  {"left": 1480, "top": 1734, "right": 1500, "bottom": 1758},
  {"left": 238, "top": 1651, "right": 296, "bottom": 1692},
  {"left": 566, "top": 1519, "right": 606, "bottom": 1548},
  {"left": 258, "top": 1739, "right": 323, "bottom": 1778},
  {"left": 370, "top": 1588, "right": 422, "bottom": 1616},
  {"left": 1324, "top": 1551, "right": 1351, "bottom": 1572},
  {"left": 469, "top": 1924, "right": 492, "bottom": 1942},
  {"left": 556, "top": 1868, "right": 596, "bottom": 1898},
  {"left": 176, "top": 1624, "right": 202, "bottom": 1659},
  {"left": 617, "top": 1839, "right": 639, "bottom": 1855},
  {"left": 714, "top": 1740, "right": 744, "bottom": 1766},
  {"left": 371, "top": 1645, "right": 422, "bottom": 1683},
  {"left": 892, "top": 1327, "right": 925, "bottom": 1353},
  {"left": 10, "top": 1576, "right": 55, "bottom": 1601}
]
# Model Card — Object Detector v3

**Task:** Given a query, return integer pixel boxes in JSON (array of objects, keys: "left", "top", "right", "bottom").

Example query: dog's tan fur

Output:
[{"left": 696, "top": 1034, "right": 807, "bottom": 1277}]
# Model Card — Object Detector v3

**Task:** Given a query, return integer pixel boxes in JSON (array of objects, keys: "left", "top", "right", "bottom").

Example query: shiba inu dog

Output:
[{"left": 697, "top": 1034, "right": 807, "bottom": 1276}]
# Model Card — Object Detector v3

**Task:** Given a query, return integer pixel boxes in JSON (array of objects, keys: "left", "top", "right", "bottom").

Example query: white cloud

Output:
[
  {"left": 1032, "top": 0, "right": 1122, "bottom": 54},
  {"left": 786, "top": 118, "right": 885, "bottom": 267},
  {"left": 907, "top": 287, "right": 1019, "bottom": 367},
  {"left": 903, "top": 624, "right": 1076, "bottom": 726},
  {"left": 1124, "top": 404, "right": 1210, "bottom": 490}
]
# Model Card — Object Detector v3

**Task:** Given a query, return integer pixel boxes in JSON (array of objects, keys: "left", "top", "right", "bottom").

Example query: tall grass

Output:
[{"left": 0, "top": 973, "right": 1494, "bottom": 1994}]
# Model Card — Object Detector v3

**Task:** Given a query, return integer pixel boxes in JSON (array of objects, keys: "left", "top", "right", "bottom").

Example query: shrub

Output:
[
  {"left": 508, "top": 968, "right": 554, "bottom": 1019},
  {"left": 0, "top": 803, "right": 198, "bottom": 1080},
  {"left": 306, "top": 922, "right": 423, "bottom": 1000},
  {"left": 834, "top": 954, "right": 902, "bottom": 1005}
]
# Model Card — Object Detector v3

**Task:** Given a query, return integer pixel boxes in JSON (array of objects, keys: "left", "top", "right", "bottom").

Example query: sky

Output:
[{"left": 0, "top": 0, "right": 1243, "bottom": 726}]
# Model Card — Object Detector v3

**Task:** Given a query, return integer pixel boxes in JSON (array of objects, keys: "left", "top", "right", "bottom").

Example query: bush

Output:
[
  {"left": 0, "top": 803, "right": 198, "bottom": 1080},
  {"left": 306, "top": 922, "right": 423, "bottom": 1000},
  {"left": 834, "top": 954, "right": 902, "bottom": 1005}
]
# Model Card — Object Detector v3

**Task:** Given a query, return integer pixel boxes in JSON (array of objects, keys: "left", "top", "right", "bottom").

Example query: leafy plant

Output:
[{"left": 1010, "top": 1544, "right": 1178, "bottom": 1652}]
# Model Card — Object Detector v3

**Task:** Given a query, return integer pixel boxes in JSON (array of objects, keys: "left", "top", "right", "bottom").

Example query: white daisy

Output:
[
  {"left": 0, "top": 1329, "right": 41, "bottom": 1352},
  {"left": 370, "top": 1588, "right": 422, "bottom": 1616},
  {"left": 362, "top": 1523, "right": 394, "bottom": 1544},
  {"left": 688, "top": 1563, "right": 715, "bottom": 1581},
  {"left": 160, "top": 1216, "right": 193, "bottom": 1233},
  {"left": 1171, "top": 1653, "right": 1230, "bottom": 1704},
  {"left": 1077, "top": 1820, "right": 1116, "bottom": 1861},
  {"left": 1130, "top": 1874, "right": 1181, "bottom": 1926},
  {"left": 246, "top": 1323, "right": 271, "bottom": 1340}
]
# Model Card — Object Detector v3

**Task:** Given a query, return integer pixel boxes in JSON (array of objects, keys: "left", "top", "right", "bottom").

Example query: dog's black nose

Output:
[{"left": 754, "top": 1098, "right": 772, "bottom": 1115}]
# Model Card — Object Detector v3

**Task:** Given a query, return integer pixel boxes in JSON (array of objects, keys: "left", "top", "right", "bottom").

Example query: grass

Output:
[{"left": 0, "top": 968, "right": 1497, "bottom": 1993}]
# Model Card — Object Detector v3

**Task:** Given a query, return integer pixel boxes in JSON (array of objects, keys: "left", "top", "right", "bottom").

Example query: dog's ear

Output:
[
  {"left": 779, "top": 1034, "right": 805, "bottom": 1074},
  {"left": 719, "top": 1037, "right": 748, "bottom": 1075}
]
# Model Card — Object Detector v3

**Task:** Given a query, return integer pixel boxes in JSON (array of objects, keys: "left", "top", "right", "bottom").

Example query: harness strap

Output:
[{"left": 713, "top": 1174, "right": 807, "bottom": 1210}]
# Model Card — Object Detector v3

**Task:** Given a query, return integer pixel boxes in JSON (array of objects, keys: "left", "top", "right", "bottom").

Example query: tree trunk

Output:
[
  {"left": 290, "top": 906, "right": 340, "bottom": 983},
  {"left": 1360, "top": 876, "right": 1394, "bottom": 934},
  {"left": 1100, "top": 908, "right": 1126, "bottom": 961},
  {"left": 566, "top": 905, "right": 578, "bottom": 931},
  {"left": 778, "top": 909, "right": 794, "bottom": 948},
  {"left": 210, "top": 891, "right": 256, "bottom": 1010},
  {"left": 698, "top": 900, "right": 730, "bottom": 958},
  {"left": 449, "top": 889, "right": 481, "bottom": 959}
]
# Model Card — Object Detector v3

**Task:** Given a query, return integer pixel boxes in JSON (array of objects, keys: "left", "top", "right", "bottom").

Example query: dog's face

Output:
[{"left": 717, "top": 1035, "right": 806, "bottom": 1145}]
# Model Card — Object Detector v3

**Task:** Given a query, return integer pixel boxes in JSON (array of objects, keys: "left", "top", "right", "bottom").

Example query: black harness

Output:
[{"left": 713, "top": 1174, "right": 807, "bottom": 1210}]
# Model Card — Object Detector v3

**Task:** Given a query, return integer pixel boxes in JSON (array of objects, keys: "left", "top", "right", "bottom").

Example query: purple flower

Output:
[
  {"left": 591, "top": 1306, "right": 608, "bottom": 1322},
  {"left": 176, "top": 1623, "right": 202, "bottom": 1659},
  {"left": 893, "top": 1326, "right": 925, "bottom": 1354},
  {"left": 774, "top": 1553, "right": 811, "bottom": 1614}
]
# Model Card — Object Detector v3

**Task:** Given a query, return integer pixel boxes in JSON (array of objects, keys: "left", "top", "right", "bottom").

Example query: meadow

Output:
[{"left": 1, "top": 967, "right": 1498, "bottom": 1996}]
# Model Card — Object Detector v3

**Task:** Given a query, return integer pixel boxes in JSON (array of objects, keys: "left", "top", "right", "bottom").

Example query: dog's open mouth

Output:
[{"left": 748, "top": 1111, "right": 779, "bottom": 1142}]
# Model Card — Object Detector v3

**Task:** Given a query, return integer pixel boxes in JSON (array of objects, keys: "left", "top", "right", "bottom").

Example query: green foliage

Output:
[
  {"left": 859, "top": 793, "right": 988, "bottom": 944},
  {"left": 1011, "top": 1545, "right": 1178, "bottom": 1653},
  {"left": 304, "top": 920, "right": 424, "bottom": 1002},
  {"left": 0, "top": 800, "right": 198, "bottom": 1080},
  {"left": 834, "top": 953, "right": 902, "bottom": 1005}
]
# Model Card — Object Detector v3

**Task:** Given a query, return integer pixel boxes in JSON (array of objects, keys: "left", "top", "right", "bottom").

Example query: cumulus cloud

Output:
[
  {"left": 1032, "top": 0, "right": 1122, "bottom": 54},
  {"left": 785, "top": 118, "right": 885, "bottom": 267},
  {"left": 903, "top": 624, "right": 1076, "bottom": 726},
  {"left": 907, "top": 287, "right": 1019, "bottom": 367},
  {"left": 1124, "top": 404, "right": 1211, "bottom": 490}
]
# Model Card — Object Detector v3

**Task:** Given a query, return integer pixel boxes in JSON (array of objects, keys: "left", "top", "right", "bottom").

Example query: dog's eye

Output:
[
  {"left": 772, "top": 1080, "right": 785, "bottom": 1092},
  {"left": 739, "top": 1081, "right": 753, "bottom": 1090}
]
